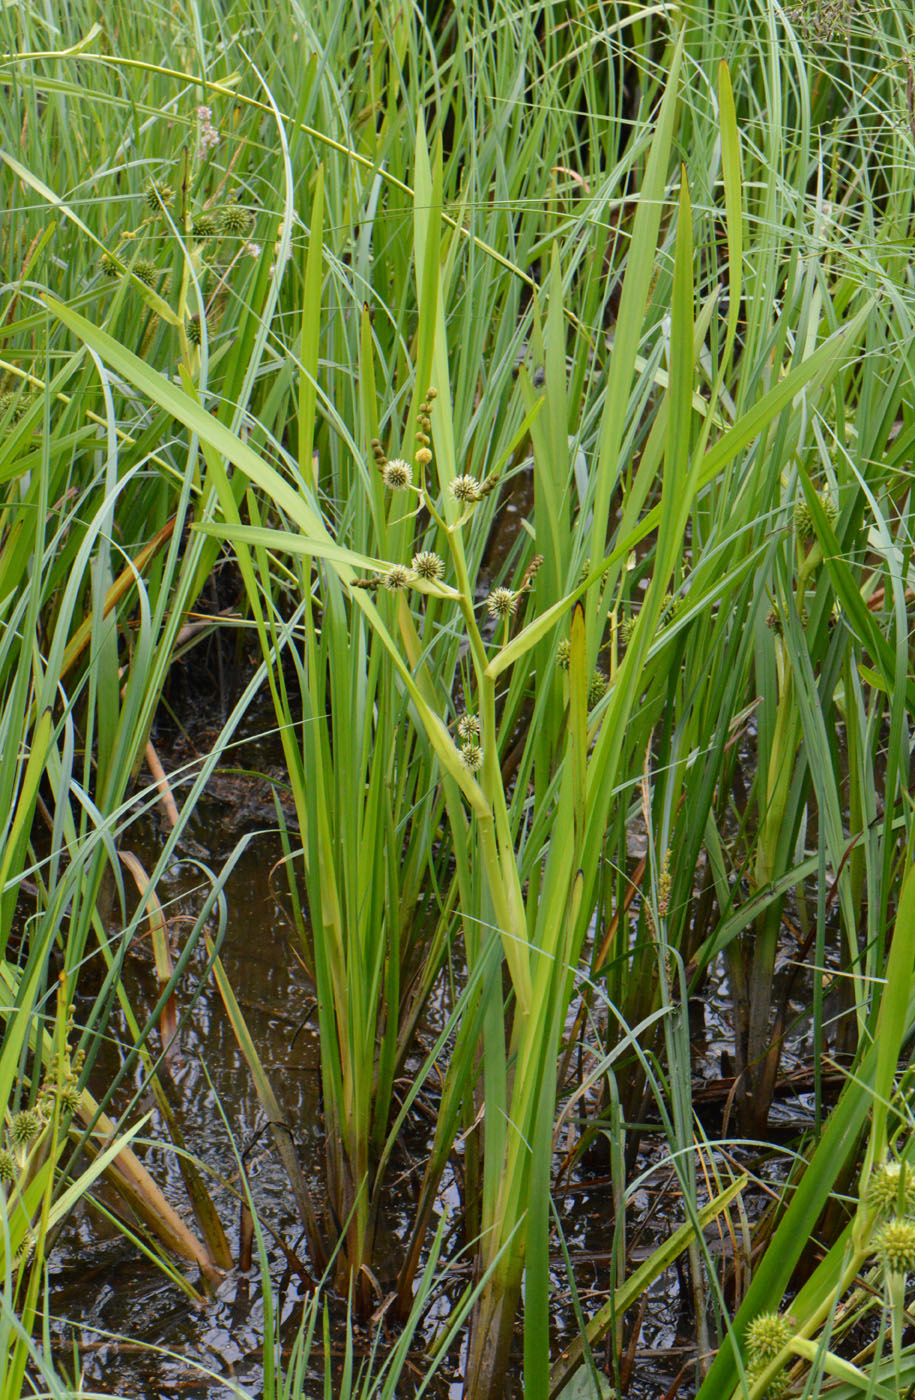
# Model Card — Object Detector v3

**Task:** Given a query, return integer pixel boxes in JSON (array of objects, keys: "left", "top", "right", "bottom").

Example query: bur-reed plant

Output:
[{"left": 3, "top": 0, "right": 915, "bottom": 1394}]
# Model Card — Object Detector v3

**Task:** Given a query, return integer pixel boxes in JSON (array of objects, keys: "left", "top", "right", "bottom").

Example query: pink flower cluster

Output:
[{"left": 197, "top": 106, "right": 220, "bottom": 159}]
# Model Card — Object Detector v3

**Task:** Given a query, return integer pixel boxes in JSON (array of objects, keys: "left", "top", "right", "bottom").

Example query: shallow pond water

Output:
[{"left": 44, "top": 668, "right": 839, "bottom": 1399}]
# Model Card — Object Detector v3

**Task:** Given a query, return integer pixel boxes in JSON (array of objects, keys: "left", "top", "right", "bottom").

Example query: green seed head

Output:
[
  {"left": 460, "top": 742, "right": 483, "bottom": 773},
  {"left": 219, "top": 203, "right": 253, "bottom": 236},
  {"left": 746, "top": 1312, "right": 795, "bottom": 1363},
  {"left": 412, "top": 551, "right": 445, "bottom": 581},
  {"left": 457, "top": 714, "right": 481, "bottom": 742},
  {"left": 383, "top": 565, "right": 414, "bottom": 592},
  {"left": 747, "top": 1365, "right": 789, "bottom": 1400},
  {"left": 486, "top": 587, "right": 517, "bottom": 620},
  {"left": 449, "top": 474, "right": 482, "bottom": 504},
  {"left": 875, "top": 1217, "right": 915, "bottom": 1275},
  {"left": 99, "top": 252, "right": 121, "bottom": 279},
  {"left": 382, "top": 458, "right": 412, "bottom": 491},
  {"left": 131, "top": 259, "right": 159, "bottom": 288},
  {"left": 186, "top": 313, "right": 205, "bottom": 345},
  {"left": 556, "top": 638, "right": 571, "bottom": 669},
  {"left": 794, "top": 490, "right": 837, "bottom": 542},
  {"left": 144, "top": 179, "right": 175, "bottom": 213},
  {"left": 588, "top": 670, "right": 608, "bottom": 706},
  {"left": 867, "top": 1161, "right": 915, "bottom": 1215},
  {"left": 191, "top": 213, "right": 220, "bottom": 238},
  {"left": 0, "top": 1148, "right": 16, "bottom": 1184},
  {"left": 10, "top": 1108, "right": 43, "bottom": 1148},
  {"left": 619, "top": 615, "right": 636, "bottom": 647}
]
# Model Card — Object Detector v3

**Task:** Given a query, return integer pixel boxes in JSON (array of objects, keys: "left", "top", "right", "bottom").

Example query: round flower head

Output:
[
  {"left": 192, "top": 213, "right": 220, "bottom": 238},
  {"left": 0, "top": 1148, "right": 16, "bottom": 1184},
  {"left": 875, "top": 1217, "right": 915, "bottom": 1275},
  {"left": 58, "top": 1081, "right": 82, "bottom": 1115},
  {"left": 457, "top": 713, "right": 481, "bottom": 741},
  {"left": 556, "top": 638, "right": 571, "bottom": 669},
  {"left": 383, "top": 565, "right": 414, "bottom": 592},
  {"left": 486, "top": 587, "right": 517, "bottom": 620},
  {"left": 745, "top": 1312, "right": 795, "bottom": 1363},
  {"left": 131, "top": 259, "right": 159, "bottom": 287},
  {"left": 186, "top": 313, "right": 205, "bottom": 345},
  {"left": 747, "top": 1366, "right": 789, "bottom": 1400},
  {"left": 867, "top": 1161, "right": 915, "bottom": 1215},
  {"left": 412, "top": 551, "right": 445, "bottom": 581},
  {"left": 219, "top": 203, "right": 254, "bottom": 236},
  {"left": 10, "top": 1108, "right": 43, "bottom": 1148},
  {"left": 588, "top": 670, "right": 608, "bottom": 706},
  {"left": 382, "top": 458, "right": 413, "bottom": 491},
  {"left": 449, "top": 474, "right": 482, "bottom": 504},
  {"left": 461, "top": 742, "right": 483, "bottom": 773},
  {"left": 794, "top": 490, "right": 837, "bottom": 542},
  {"left": 99, "top": 252, "right": 121, "bottom": 279},
  {"left": 144, "top": 179, "right": 174, "bottom": 212}
]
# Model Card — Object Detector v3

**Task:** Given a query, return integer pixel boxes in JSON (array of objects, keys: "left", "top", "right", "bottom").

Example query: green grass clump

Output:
[{"left": 1, "top": 0, "right": 915, "bottom": 1395}]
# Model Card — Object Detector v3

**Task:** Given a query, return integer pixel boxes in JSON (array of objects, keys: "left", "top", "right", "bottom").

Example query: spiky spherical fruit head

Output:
[
  {"left": 383, "top": 565, "right": 414, "bottom": 592},
  {"left": 457, "top": 714, "right": 481, "bottom": 742},
  {"left": 58, "top": 1081, "right": 82, "bottom": 1115},
  {"left": 588, "top": 670, "right": 608, "bottom": 706},
  {"left": 746, "top": 1312, "right": 795, "bottom": 1363},
  {"left": 867, "top": 1161, "right": 915, "bottom": 1215},
  {"left": 556, "top": 638, "right": 571, "bottom": 669},
  {"left": 794, "top": 491, "right": 837, "bottom": 542},
  {"left": 486, "top": 587, "right": 517, "bottom": 620},
  {"left": 192, "top": 213, "right": 220, "bottom": 238},
  {"left": 449, "top": 474, "right": 481, "bottom": 504},
  {"left": 875, "top": 1217, "right": 915, "bottom": 1274},
  {"left": 382, "top": 458, "right": 412, "bottom": 491},
  {"left": 746, "top": 1366, "right": 789, "bottom": 1400},
  {"left": 219, "top": 203, "right": 253, "bottom": 236},
  {"left": 99, "top": 253, "right": 121, "bottom": 279},
  {"left": 186, "top": 314, "right": 205, "bottom": 345},
  {"left": 0, "top": 1148, "right": 16, "bottom": 1184},
  {"left": 145, "top": 180, "right": 175, "bottom": 212},
  {"left": 412, "top": 551, "right": 445, "bottom": 581},
  {"left": 10, "top": 1109, "right": 43, "bottom": 1148},
  {"left": 461, "top": 742, "right": 483, "bottom": 772},
  {"left": 131, "top": 259, "right": 159, "bottom": 287},
  {"left": 619, "top": 615, "right": 636, "bottom": 647}
]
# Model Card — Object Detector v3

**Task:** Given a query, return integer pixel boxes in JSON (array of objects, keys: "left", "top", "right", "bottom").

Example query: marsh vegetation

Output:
[{"left": 2, "top": 0, "right": 915, "bottom": 1395}]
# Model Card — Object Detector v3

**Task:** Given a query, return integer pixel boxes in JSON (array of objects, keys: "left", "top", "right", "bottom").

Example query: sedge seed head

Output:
[
  {"left": 457, "top": 714, "right": 481, "bottom": 741},
  {"left": 867, "top": 1161, "right": 915, "bottom": 1214},
  {"left": 145, "top": 179, "right": 175, "bottom": 212},
  {"left": 412, "top": 551, "right": 445, "bottom": 581},
  {"left": 875, "top": 1217, "right": 915, "bottom": 1274},
  {"left": 10, "top": 1108, "right": 43, "bottom": 1148},
  {"left": 486, "top": 587, "right": 517, "bottom": 620},
  {"left": 0, "top": 1148, "right": 15, "bottom": 1185},
  {"left": 588, "top": 670, "right": 608, "bottom": 706},
  {"left": 557, "top": 638, "right": 571, "bottom": 669},
  {"left": 382, "top": 458, "right": 413, "bottom": 491},
  {"left": 449, "top": 474, "right": 481, "bottom": 504},
  {"left": 191, "top": 213, "right": 220, "bottom": 238},
  {"left": 383, "top": 565, "right": 414, "bottom": 592},
  {"left": 99, "top": 253, "right": 121, "bottom": 279},
  {"left": 219, "top": 203, "right": 254, "bottom": 236},
  {"left": 746, "top": 1366, "right": 789, "bottom": 1400},
  {"left": 186, "top": 314, "right": 205, "bottom": 345},
  {"left": 461, "top": 741, "right": 483, "bottom": 772},
  {"left": 131, "top": 259, "right": 159, "bottom": 287},
  {"left": 745, "top": 1312, "right": 795, "bottom": 1363}
]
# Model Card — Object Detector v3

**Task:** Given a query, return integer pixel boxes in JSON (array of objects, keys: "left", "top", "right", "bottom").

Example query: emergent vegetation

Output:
[{"left": 2, "top": 0, "right": 915, "bottom": 1395}]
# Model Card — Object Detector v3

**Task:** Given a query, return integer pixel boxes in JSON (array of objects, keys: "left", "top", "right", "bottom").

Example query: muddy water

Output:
[{"left": 46, "top": 674, "right": 832, "bottom": 1399}]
